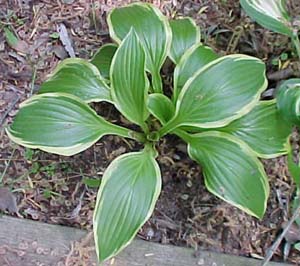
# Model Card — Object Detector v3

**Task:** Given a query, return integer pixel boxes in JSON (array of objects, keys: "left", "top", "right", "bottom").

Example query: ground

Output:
[{"left": 0, "top": 0, "right": 300, "bottom": 265}]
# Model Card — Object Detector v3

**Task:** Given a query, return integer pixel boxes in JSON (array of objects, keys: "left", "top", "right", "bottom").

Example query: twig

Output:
[
  {"left": 262, "top": 204, "right": 300, "bottom": 266},
  {"left": 267, "top": 61, "right": 300, "bottom": 82},
  {"left": 0, "top": 147, "right": 16, "bottom": 184}
]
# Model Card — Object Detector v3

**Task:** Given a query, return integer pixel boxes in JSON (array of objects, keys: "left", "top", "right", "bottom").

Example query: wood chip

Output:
[{"left": 57, "top": 23, "right": 75, "bottom": 58}]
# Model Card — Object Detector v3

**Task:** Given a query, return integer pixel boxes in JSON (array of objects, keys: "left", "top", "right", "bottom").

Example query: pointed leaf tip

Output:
[
  {"left": 7, "top": 93, "right": 123, "bottom": 156},
  {"left": 188, "top": 131, "right": 269, "bottom": 219},
  {"left": 93, "top": 150, "right": 161, "bottom": 262},
  {"left": 110, "top": 28, "right": 149, "bottom": 128},
  {"left": 108, "top": 3, "right": 171, "bottom": 93}
]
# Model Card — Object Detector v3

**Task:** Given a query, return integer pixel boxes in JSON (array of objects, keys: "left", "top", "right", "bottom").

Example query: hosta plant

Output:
[
  {"left": 276, "top": 79, "right": 300, "bottom": 254},
  {"left": 240, "top": 0, "right": 300, "bottom": 58},
  {"left": 7, "top": 2, "right": 291, "bottom": 263}
]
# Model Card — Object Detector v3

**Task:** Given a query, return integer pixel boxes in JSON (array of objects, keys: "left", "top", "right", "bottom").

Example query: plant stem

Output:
[
  {"left": 173, "top": 129, "right": 193, "bottom": 143},
  {"left": 292, "top": 30, "right": 300, "bottom": 60},
  {"left": 262, "top": 204, "right": 300, "bottom": 266},
  {"left": 152, "top": 71, "right": 163, "bottom": 93},
  {"left": 140, "top": 121, "right": 150, "bottom": 136},
  {"left": 157, "top": 119, "right": 178, "bottom": 138},
  {"left": 110, "top": 124, "right": 146, "bottom": 143}
]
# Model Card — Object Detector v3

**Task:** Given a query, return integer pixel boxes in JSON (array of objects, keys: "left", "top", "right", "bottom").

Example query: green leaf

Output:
[
  {"left": 39, "top": 58, "right": 111, "bottom": 103},
  {"left": 169, "top": 18, "right": 200, "bottom": 64},
  {"left": 161, "top": 55, "right": 267, "bottom": 135},
  {"left": 287, "top": 150, "right": 300, "bottom": 187},
  {"left": 108, "top": 2, "right": 172, "bottom": 93},
  {"left": 240, "top": 0, "right": 293, "bottom": 36},
  {"left": 188, "top": 131, "right": 269, "bottom": 218},
  {"left": 173, "top": 44, "right": 219, "bottom": 101},
  {"left": 276, "top": 79, "right": 300, "bottom": 125},
  {"left": 83, "top": 178, "right": 101, "bottom": 188},
  {"left": 294, "top": 242, "right": 300, "bottom": 251},
  {"left": 93, "top": 149, "right": 161, "bottom": 262},
  {"left": 111, "top": 28, "right": 149, "bottom": 130},
  {"left": 6, "top": 93, "right": 133, "bottom": 156},
  {"left": 91, "top": 43, "right": 118, "bottom": 80},
  {"left": 292, "top": 189, "right": 300, "bottom": 226},
  {"left": 219, "top": 100, "right": 291, "bottom": 158},
  {"left": 147, "top": 94, "right": 175, "bottom": 124},
  {"left": 4, "top": 27, "right": 18, "bottom": 47}
]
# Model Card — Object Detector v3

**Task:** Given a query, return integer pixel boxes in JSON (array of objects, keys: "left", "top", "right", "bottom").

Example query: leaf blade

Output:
[
  {"left": 240, "top": 0, "right": 292, "bottom": 36},
  {"left": 169, "top": 18, "right": 200, "bottom": 64},
  {"left": 108, "top": 2, "right": 171, "bottom": 93},
  {"left": 38, "top": 58, "right": 111, "bottom": 103},
  {"left": 173, "top": 44, "right": 219, "bottom": 102},
  {"left": 147, "top": 93, "right": 175, "bottom": 125},
  {"left": 93, "top": 150, "right": 161, "bottom": 262},
  {"left": 219, "top": 100, "right": 291, "bottom": 158},
  {"left": 276, "top": 79, "right": 300, "bottom": 125},
  {"left": 110, "top": 28, "right": 149, "bottom": 128},
  {"left": 188, "top": 131, "right": 269, "bottom": 218},
  {"left": 91, "top": 43, "right": 118, "bottom": 80},
  {"left": 173, "top": 54, "right": 267, "bottom": 129},
  {"left": 6, "top": 93, "right": 130, "bottom": 156}
]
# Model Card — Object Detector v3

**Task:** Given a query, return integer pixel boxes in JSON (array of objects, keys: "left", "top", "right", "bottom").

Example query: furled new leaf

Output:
[
  {"left": 276, "top": 79, "right": 300, "bottom": 125},
  {"left": 240, "top": 0, "right": 293, "bottom": 36},
  {"left": 91, "top": 43, "right": 118, "bottom": 80},
  {"left": 108, "top": 2, "right": 172, "bottom": 93},
  {"left": 110, "top": 28, "right": 149, "bottom": 130},
  {"left": 169, "top": 18, "right": 200, "bottom": 64},
  {"left": 6, "top": 93, "right": 132, "bottom": 156},
  {"left": 220, "top": 100, "right": 291, "bottom": 158},
  {"left": 173, "top": 44, "right": 218, "bottom": 101},
  {"left": 147, "top": 94, "right": 175, "bottom": 124},
  {"left": 160, "top": 55, "right": 267, "bottom": 135},
  {"left": 39, "top": 58, "right": 111, "bottom": 103},
  {"left": 93, "top": 149, "right": 161, "bottom": 262},
  {"left": 188, "top": 131, "right": 269, "bottom": 218}
]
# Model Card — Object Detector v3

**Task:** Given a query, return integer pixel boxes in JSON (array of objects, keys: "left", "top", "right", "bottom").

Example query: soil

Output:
[{"left": 1, "top": 0, "right": 300, "bottom": 265}]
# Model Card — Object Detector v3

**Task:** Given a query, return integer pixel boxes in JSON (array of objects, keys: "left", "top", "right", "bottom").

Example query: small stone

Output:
[
  {"left": 186, "top": 180, "right": 193, "bottom": 188},
  {"left": 197, "top": 258, "right": 204, "bottom": 265},
  {"left": 181, "top": 194, "right": 189, "bottom": 200}
]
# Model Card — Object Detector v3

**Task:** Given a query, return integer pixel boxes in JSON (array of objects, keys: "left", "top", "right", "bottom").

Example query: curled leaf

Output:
[
  {"left": 91, "top": 43, "right": 118, "bottom": 80},
  {"left": 240, "top": 0, "right": 293, "bottom": 36},
  {"left": 276, "top": 79, "right": 300, "bottom": 125}
]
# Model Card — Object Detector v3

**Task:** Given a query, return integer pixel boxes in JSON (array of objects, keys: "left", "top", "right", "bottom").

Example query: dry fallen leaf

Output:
[
  {"left": 57, "top": 23, "right": 75, "bottom": 58},
  {"left": 0, "top": 187, "right": 18, "bottom": 214}
]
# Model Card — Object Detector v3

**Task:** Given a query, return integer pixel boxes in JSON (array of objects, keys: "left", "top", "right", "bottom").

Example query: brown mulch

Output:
[{"left": 1, "top": 0, "right": 300, "bottom": 265}]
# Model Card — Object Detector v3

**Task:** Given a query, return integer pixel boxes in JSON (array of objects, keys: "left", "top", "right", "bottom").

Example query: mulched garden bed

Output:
[{"left": 1, "top": 0, "right": 300, "bottom": 264}]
